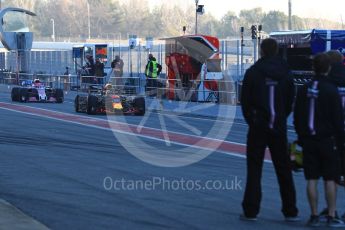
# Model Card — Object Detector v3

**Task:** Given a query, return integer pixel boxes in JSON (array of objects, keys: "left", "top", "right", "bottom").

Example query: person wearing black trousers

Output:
[{"left": 240, "top": 38, "right": 299, "bottom": 221}]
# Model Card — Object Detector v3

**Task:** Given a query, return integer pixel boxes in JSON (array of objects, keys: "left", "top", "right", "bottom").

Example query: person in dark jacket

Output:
[
  {"left": 326, "top": 50, "right": 345, "bottom": 222},
  {"left": 327, "top": 50, "right": 345, "bottom": 88},
  {"left": 294, "top": 52, "right": 345, "bottom": 227},
  {"left": 111, "top": 55, "right": 124, "bottom": 88},
  {"left": 85, "top": 55, "right": 95, "bottom": 75},
  {"left": 83, "top": 55, "right": 95, "bottom": 83},
  {"left": 94, "top": 58, "right": 105, "bottom": 84},
  {"left": 240, "top": 38, "right": 299, "bottom": 221},
  {"left": 111, "top": 55, "right": 124, "bottom": 77}
]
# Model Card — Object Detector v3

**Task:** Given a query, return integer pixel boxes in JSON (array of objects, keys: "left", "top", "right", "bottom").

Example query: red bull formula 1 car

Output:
[
  {"left": 11, "top": 79, "right": 64, "bottom": 103},
  {"left": 74, "top": 84, "right": 145, "bottom": 115}
]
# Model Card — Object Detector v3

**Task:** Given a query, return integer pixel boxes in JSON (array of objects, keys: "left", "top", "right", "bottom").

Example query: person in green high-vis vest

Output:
[{"left": 145, "top": 54, "right": 162, "bottom": 97}]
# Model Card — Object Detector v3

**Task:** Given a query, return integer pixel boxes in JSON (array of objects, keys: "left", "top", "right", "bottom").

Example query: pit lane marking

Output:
[{"left": 0, "top": 102, "right": 272, "bottom": 162}]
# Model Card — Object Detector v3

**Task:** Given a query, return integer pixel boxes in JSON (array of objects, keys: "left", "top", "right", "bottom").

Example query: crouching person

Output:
[{"left": 294, "top": 53, "right": 345, "bottom": 227}]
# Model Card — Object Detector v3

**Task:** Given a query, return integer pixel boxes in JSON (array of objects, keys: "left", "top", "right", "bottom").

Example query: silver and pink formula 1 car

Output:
[{"left": 11, "top": 79, "right": 64, "bottom": 103}]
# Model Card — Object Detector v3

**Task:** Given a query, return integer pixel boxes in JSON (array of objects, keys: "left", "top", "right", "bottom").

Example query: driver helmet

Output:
[
  {"left": 105, "top": 83, "right": 112, "bottom": 90},
  {"left": 33, "top": 79, "right": 41, "bottom": 87}
]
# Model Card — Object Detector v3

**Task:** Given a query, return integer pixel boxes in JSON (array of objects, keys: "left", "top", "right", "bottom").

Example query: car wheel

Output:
[
  {"left": 55, "top": 89, "right": 64, "bottom": 103},
  {"left": 75, "top": 95, "right": 80, "bottom": 112},
  {"left": 133, "top": 97, "right": 145, "bottom": 116},
  {"left": 87, "top": 95, "right": 98, "bottom": 115},
  {"left": 19, "top": 88, "right": 28, "bottom": 102},
  {"left": 11, "top": 87, "right": 20, "bottom": 101}
]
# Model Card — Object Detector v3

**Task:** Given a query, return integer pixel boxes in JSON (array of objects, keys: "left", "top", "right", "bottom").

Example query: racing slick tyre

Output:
[
  {"left": 133, "top": 97, "right": 145, "bottom": 116},
  {"left": 11, "top": 87, "right": 21, "bottom": 101},
  {"left": 55, "top": 89, "right": 64, "bottom": 103},
  {"left": 87, "top": 95, "right": 98, "bottom": 115},
  {"left": 28, "top": 88, "right": 39, "bottom": 101},
  {"left": 74, "top": 95, "right": 80, "bottom": 113},
  {"left": 19, "top": 88, "right": 29, "bottom": 102},
  {"left": 104, "top": 95, "right": 113, "bottom": 112}
]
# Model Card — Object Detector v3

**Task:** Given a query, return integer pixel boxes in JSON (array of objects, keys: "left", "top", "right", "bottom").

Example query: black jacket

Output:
[
  {"left": 94, "top": 61, "right": 104, "bottom": 77},
  {"left": 85, "top": 59, "right": 95, "bottom": 76},
  {"left": 241, "top": 56, "right": 295, "bottom": 135},
  {"left": 328, "top": 63, "right": 345, "bottom": 87},
  {"left": 293, "top": 75, "right": 344, "bottom": 148}
]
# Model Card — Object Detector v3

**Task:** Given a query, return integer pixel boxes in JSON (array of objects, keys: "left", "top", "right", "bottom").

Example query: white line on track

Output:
[
  {"left": 0, "top": 102, "right": 247, "bottom": 145},
  {"left": 2, "top": 95, "right": 296, "bottom": 135},
  {"left": 0, "top": 102, "right": 276, "bottom": 163},
  {"left": 0, "top": 104, "right": 273, "bottom": 162},
  {"left": 8, "top": 93, "right": 294, "bottom": 133}
]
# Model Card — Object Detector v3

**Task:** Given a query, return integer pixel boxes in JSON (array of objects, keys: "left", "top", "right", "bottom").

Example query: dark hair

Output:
[
  {"left": 260, "top": 38, "right": 278, "bottom": 57},
  {"left": 313, "top": 53, "right": 330, "bottom": 74},
  {"left": 326, "top": 50, "right": 343, "bottom": 64}
]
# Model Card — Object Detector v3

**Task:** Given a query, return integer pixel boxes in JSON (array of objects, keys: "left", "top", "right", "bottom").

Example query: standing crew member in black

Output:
[
  {"left": 318, "top": 50, "right": 345, "bottom": 221},
  {"left": 294, "top": 53, "right": 345, "bottom": 227},
  {"left": 324, "top": 50, "right": 345, "bottom": 222},
  {"left": 240, "top": 38, "right": 299, "bottom": 221},
  {"left": 317, "top": 50, "right": 345, "bottom": 222}
]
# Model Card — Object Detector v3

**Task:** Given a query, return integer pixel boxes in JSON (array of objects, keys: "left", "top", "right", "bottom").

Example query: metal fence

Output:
[
  {"left": 0, "top": 38, "right": 257, "bottom": 105},
  {"left": 0, "top": 39, "right": 256, "bottom": 74},
  {"left": 0, "top": 71, "right": 237, "bottom": 104},
  {"left": 1, "top": 50, "right": 73, "bottom": 75},
  {"left": 220, "top": 39, "right": 257, "bottom": 81},
  {"left": 0, "top": 44, "right": 167, "bottom": 77}
]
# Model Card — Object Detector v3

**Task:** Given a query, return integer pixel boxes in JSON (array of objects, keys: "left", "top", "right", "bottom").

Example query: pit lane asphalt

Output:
[
  {"left": 0, "top": 90, "right": 297, "bottom": 145},
  {"left": 0, "top": 91, "right": 342, "bottom": 229}
]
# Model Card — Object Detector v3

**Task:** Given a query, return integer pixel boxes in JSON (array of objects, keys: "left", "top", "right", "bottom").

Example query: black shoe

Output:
[
  {"left": 320, "top": 209, "right": 340, "bottom": 223},
  {"left": 327, "top": 216, "right": 345, "bottom": 228},
  {"left": 307, "top": 215, "right": 320, "bottom": 227},
  {"left": 319, "top": 208, "right": 329, "bottom": 222},
  {"left": 285, "top": 215, "right": 301, "bottom": 222},
  {"left": 239, "top": 214, "right": 257, "bottom": 221}
]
